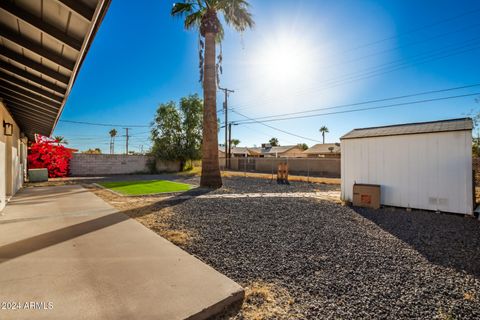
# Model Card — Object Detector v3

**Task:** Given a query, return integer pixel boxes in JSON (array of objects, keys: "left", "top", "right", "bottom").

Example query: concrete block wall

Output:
[
  {"left": 70, "top": 154, "right": 181, "bottom": 176},
  {"left": 70, "top": 154, "right": 151, "bottom": 176}
]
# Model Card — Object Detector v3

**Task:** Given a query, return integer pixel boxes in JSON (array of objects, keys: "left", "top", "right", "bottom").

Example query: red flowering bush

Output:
[{"left": 28, "top": 136, "right": 73, "bottom": 178}]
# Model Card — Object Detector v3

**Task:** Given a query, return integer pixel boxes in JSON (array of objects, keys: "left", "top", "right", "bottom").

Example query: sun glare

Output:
[{"left": 256, "top": 35, "right": 315, "bottom": 88}]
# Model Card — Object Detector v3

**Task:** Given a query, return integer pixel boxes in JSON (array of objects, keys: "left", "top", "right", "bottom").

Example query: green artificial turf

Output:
[{"left": 99, "top": 180, "right": 192, "bottom": 195}]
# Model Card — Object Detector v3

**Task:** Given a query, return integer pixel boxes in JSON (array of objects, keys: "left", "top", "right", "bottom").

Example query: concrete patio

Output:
[{"left": 0, "top": 185, "right": 243, "bottom": 320}]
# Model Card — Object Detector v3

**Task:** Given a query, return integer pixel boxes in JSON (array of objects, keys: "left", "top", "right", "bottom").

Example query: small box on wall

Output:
[{"left": 353, "top": 184, "right": 381, "bottom": 209}]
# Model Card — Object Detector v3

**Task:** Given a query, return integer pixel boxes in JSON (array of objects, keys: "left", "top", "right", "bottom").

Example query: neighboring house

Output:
[
  {"left": 259, "top": 144, "right": 305, "bottom": 158},
  {"left": 219, "top": 144, "right": 305, "bottom": 158},
  {"left": 219, "top": 146, "right": 255, "bottom": 158},
  {"left": 303, "top": 143, "right": 341, "bottom": 158},
  {"left": 0, "top": 0, "right": 111, "bottom": 211}
]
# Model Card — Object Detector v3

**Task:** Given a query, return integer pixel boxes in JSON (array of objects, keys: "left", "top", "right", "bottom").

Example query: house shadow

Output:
[
  {"left": 0, "top": 186, "right": 214, "bottom": 264},
  {"left": 353, "top": 206, "right": 480, "bottom": 278}
]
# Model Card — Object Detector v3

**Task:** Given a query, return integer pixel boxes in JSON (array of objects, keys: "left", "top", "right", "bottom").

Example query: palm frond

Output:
[
  {"left": 171, "top": 2, "right": 195, "bottom": 16},
  {"left": 216, "top": 0, "right": 254, "bottom": 32},
  {"left": 215, "top": 23, "right": 224, "bottom": 42},
  {"left": 184, "top": 10, "right": 204, "bottom": 29}
]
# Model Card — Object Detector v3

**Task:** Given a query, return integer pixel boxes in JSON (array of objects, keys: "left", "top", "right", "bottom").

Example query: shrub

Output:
[{"left": 28, "top": 135, "right": 73, "bottom": 178}]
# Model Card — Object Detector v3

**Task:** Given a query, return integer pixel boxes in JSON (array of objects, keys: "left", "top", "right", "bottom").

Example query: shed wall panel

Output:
[{"left": 341, "top": 131, "right": 473, "bottom": 214}]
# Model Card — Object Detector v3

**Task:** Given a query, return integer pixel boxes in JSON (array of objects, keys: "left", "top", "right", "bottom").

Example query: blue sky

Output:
[{"left": 53, "top": 0, "right": 480, "bottom": 153}]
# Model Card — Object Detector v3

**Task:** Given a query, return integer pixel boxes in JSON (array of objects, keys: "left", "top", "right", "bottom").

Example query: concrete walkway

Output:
[{"left": 0, "top": 185, "right": 243, "bottom": 320}]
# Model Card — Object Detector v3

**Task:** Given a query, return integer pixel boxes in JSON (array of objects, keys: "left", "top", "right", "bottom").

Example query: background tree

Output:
[
  {"left": 54, "top": 136, "right": 68, "bottom": 145},
  {"left": 470, "top": 101, "right": 480, "bottom": 157},
  {"left": 231, "top": 139, "right": 240, "bottom": 147},
  {"left": 171, "top": 0, "right": 254, "bottom": 188},
  {"left": 181, "top": 94, "right": 204, "bottom": 163},
  {"left": 297, "top": 143, "right": 308, "bottom": 150},
  {"left": 109, "top": 129, "right": 117, "bottom": 154},
  {"left": 319, "top": 126, "right": 329, "bottom": 144},
  {"left": 151, "top": 94, "right": 203, "bottom": 170},
  {"left": 151, "top": 102, "right": 183, "bottom": 161},
  {"left": 83, "top": 148, "right": 102, "bottom": 154},
  {"left": 269, "top": 137, "right": 279, "bottom": 147}
]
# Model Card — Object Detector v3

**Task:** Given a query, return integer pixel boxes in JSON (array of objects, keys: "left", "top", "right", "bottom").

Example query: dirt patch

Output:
[
  {"left": 181, "top": 166, "right": 340, "bottom": 185},
  {"left": 463, "top": 291, "right": 476, "bottom": 302},
  {"left": 25, "top": 180, "right": 79, "bottom": 187},
  {"left": 215, "top": 281, "right": 295, "bottom": 320},
  {"left": 221, "top": 170, "right": 340, "bottom": 185},
  {"left": 240, "top": 281, "right": 295, "bottom": 320}
]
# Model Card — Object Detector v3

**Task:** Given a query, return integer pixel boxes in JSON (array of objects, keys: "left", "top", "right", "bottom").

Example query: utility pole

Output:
[
  {"left": 228, "top": 122, "right": 238, "bottom": 169},
  {"left": 228, "top": 123, "right": 232, "bottom": 165},
  {"left": 219, "top": 87, "right": 234, "bottom": 168},
  {"left": 124, "top": 128, "right": 130, "bottom": 155}
]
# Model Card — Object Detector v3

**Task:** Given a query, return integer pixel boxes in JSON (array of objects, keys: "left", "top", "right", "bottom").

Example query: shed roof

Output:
[
  {"left": 341, "top": 118, "right": 473, "bottom": 140},
  {"left": 0, "top": 0, "right": 111, "bottom": 139}
]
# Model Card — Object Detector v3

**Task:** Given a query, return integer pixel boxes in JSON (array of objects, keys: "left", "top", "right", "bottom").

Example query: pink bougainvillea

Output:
[{"left": 28, "top": 135, "right": 73, "bottom": 178}]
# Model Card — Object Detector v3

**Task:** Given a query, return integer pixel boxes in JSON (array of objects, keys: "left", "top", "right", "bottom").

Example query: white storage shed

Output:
[{"left": 341, "top": 118, "right": 474, "bottom": 215}]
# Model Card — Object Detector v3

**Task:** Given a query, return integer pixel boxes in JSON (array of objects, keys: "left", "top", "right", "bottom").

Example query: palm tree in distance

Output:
[
  {"left": 109, "top": 129, "right": 117, "bottom": 154},
  {"left": 231, "top": 139, "right": 240, "bottom": 147},
  {"left": 319, "top": 126, "right": 329, "bottom": 144},
  {"left": 171, "top": 0, "right": 254, "bottom": 188},
  {"left": 54, "top": 136, "right": 68, "bottom": 145}
]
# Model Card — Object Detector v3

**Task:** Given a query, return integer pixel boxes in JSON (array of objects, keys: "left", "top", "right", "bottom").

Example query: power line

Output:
[
  {"left": 339, "top": 7, "right": 480, "bottom": 52},
  {"left": 234, "top": 92, "right": 480, "bottom": 125},
  {"left": 231, "top": 110, "right": 322, "bottom": 143},
  {"left": 230, "top": 8, "right": 480, "bottom": 93},
  {"left": 233, "top": 83, "right": 480, "bottom": 122},
  {"left": 232, "top": 38, "right": 480, "bottom": 111},
  {"left": 239, "top": 124, "right": 299, "bottom": 145},
  {"left": 234, "top": 24, "right": 480, "bottom": 94},
  {"left": 59, "top": 119, "right": 150, "bottom": 127}
]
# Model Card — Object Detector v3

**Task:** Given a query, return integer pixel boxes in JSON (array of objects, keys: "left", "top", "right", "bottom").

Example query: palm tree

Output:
[
  {"left": 231, "top": 139, "right": 240, "bottom": 147},
  {"left": 109, "top": 129, "right": 117, "bottom": 154},
  {"left": 54, "top": 136, "right": 68, "bottom": 145},
  {"left": 319, "top": 126, "right": 329, "bottom": 144},
  {"left": 171, "top": 0, "right": 254, "bottom": 188}
]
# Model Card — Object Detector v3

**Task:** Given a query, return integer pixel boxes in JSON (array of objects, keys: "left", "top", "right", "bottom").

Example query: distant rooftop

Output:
[
  {"left": 303, "top": 143, "right": 340, "bottom": 154},
  {"left": 219, "top": 146, "right": 250, "bottom": 154},
  {"left": 262, "top": 145, "right": 299, "bottom": 155},
  {"left": 341, "top": 118, "right": 473, "bottom": 140}
]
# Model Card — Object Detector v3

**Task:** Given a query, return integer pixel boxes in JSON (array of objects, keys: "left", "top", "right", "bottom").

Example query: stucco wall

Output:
[
  {"left": 70, "top": 154, "right": 180, "bottom": 176},
  {"left": 0, "top": 101, "right": 26, "bottom": 211}
]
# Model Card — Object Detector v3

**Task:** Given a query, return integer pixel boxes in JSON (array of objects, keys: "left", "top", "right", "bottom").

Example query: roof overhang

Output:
[{"left": 0, "top": 0, "right": 111, "bottom": 140}]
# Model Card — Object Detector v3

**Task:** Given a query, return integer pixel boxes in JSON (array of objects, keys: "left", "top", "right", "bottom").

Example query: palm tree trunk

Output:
[
  {"left": 200, "top": 32, "right": 222, "bottom": 188},
  {"left": 322, "top": 132, "right": 325, "bottom": 144}
]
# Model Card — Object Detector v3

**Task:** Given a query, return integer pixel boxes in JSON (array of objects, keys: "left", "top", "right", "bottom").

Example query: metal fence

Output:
[{"left": 219, "top": 157, "right": 341, "bottom": 178}]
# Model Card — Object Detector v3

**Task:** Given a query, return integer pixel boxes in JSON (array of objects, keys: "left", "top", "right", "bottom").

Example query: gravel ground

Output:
[{"left": 162, "top": 178, "right": 480, "bottom": 319}]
